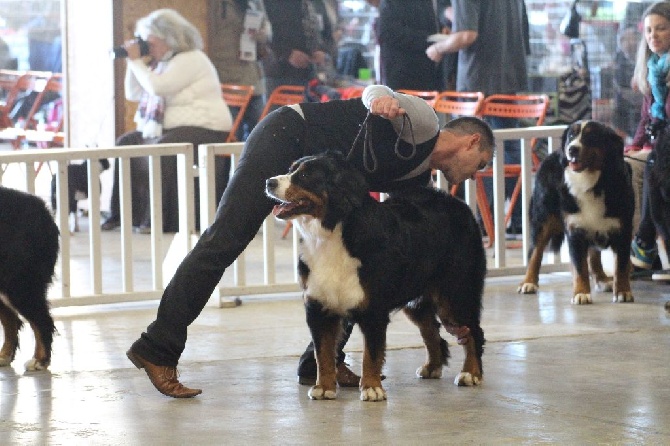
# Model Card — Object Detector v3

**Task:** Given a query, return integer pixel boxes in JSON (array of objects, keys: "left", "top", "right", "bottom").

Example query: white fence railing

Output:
[{"left": 0, "top": 126, "right": 569, "bottom": 309}]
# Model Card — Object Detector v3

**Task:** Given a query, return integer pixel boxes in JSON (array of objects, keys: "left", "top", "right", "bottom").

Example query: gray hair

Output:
[
  {"left": 633, "top": 1, "right": 670, "bottom": 96},
  {"left": 135, "top": 9, "right": 203, "bottom": 52},
  {"left": 443, "top": 116, "right": 495, "bottom": 156}
]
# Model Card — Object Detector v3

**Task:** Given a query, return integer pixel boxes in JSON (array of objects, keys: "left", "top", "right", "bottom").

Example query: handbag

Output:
[{"left": 560, "top": 1, "right": 581, "bottom": 39}]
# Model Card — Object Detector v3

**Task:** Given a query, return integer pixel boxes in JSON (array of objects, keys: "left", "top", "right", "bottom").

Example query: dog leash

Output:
[{"left": 348, "top": 111, "right": 418, "bottom": 173}]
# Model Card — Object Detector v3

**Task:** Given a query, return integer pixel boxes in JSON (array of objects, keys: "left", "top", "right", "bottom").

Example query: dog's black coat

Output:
[
  {"left": 519, "top": 120, "right": 634, "bottom": 303},
  {"left": 0, "top": 186, "right": 59, "bottom": 369},
  {"left": 266, "top": 152, "right": 486, "bottom": 399},
  {"left": 50, "top": 159, "right": 110, "bottom": 213},
  {"left": 648, "top": 127, "right": 670, "bottom": 248}
]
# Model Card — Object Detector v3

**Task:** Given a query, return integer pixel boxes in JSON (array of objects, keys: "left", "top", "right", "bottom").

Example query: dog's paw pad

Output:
[
  {"left": 454, "top": 372, "right": 481, "bottom": 387},
  {"left": 360, "top": 386, "right": 386, "bottom": 402},
  {"left": 571, "top": 293, "right": 592, "bottom": 305},
  {"left": 612, "top": 292, "right": 634, "bottom": 303},
  {"left": 0, "top": 356, "right": 12, "bottom": 367},
  {"left": 308, "top": 385, "right": 337, "bottom": 400},
  {"left": 595, "top": 280, "right": 613, "bottom": 292},
  {"left": 518, "top": 283, "right": 538, "bottom": 294},
  {"left": 24, "top": 358, "right": 49, "bottom": 371},
  {"left": 416, "top": 365, "right": 442, "bottom": 379}
]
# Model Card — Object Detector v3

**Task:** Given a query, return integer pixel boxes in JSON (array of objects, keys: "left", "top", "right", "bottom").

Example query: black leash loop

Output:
[{"left": 347, "top": 111, "right": 418, "bottom": 173}]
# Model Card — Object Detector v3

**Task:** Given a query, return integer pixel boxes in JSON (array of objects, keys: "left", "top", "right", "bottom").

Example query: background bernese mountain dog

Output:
[
  {"left": 518, "top": 120, "right": 634, "bottom": 304},
  {"left": 266, "top": 152, "right": 486, "bottom": 402},
  {"left": 0, "top": 186, "right": 59, "bottom": 370}
]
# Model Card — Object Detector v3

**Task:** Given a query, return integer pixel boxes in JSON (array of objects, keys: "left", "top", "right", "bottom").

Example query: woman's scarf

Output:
[
  {"left": 134, "top": 59, "right": 168, "bottom": 139},
  {"left": 647, "top": 52, "right": 670, "bottom": 120}
]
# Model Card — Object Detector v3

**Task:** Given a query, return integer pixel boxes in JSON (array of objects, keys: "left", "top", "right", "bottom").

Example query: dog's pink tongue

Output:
[{"left": 272, "top": 205, "right": 282, "bottom": 216}]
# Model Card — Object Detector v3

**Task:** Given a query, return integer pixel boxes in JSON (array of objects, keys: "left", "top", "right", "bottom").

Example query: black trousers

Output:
[
  {"left": 131, "top": 108, "right": 307, "bottom": 365},
  {"left": 634, "top": 151, "right": 657, "bottom": 246}
]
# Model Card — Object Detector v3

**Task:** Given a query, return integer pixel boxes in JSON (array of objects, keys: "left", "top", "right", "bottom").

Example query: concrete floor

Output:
[{"left": 1, "top": 272, "right": 669, "bottom": 445}]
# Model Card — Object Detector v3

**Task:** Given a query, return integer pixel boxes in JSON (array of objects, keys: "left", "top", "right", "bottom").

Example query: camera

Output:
[{"left": 110, "top": 36, "right": 149, "bottom": 59}]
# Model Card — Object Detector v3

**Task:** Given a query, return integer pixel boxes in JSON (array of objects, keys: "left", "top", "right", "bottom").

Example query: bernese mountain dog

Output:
[
  {"left": 518, "top": 120, "right": 634, "bottom": 304},
  {"left": 266, "top": 152, "right": 486, "bottom": 402},
  {"left": 0, "top": 186, "right": 59, "bottom": 370}
]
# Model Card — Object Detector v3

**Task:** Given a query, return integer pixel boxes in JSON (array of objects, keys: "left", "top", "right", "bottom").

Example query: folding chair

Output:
[
  {"left": 220, "top": 83, "right": 254, "bottom": 143},
  {"left": 397, "top": 89, "right": 439, "bottom": 107},
  {"left": 475, "top": 94, "right": 549, "bottom": 247},
  {"left": 259, "top": 85, "right": 306, "bottom": 120}
]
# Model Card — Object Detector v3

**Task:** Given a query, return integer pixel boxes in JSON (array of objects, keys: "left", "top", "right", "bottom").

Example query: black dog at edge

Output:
[
  {"left": 266, "top": 152, "right": 486, "bottom": 402},
  {"left": 0, "top": 186, "right": 59, "bottom": 370}
]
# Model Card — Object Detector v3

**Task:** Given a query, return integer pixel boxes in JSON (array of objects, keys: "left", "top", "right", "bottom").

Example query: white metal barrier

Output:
[{"left": 0, "top": 125, "right": 570, "bottom": 309}]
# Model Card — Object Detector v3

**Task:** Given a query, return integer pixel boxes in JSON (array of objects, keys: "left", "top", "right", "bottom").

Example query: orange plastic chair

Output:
[
  {"left": 339, "top": 85, "right": 365, "bottom": 100},
  {"left": 220, "top": 83, "right": 255, "bottom": 143},
  {"left": 259, "top": 85, "right": 306, "bottom": 120},
  {"left": 397, "top": 89, "right": 439, "bottom": 107},
  {"left": 475, "top": 94, "right": 549, "bottom": 247},
  {"left": 0, "top": 72, "right": 58, "bottom": 151},
  {"left": 0, "top": 72, "right": 43, "bottom": 131}
]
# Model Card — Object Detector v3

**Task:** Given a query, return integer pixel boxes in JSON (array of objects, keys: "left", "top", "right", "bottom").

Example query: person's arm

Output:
[
  {"left": 426, "top": 0, "right": 479, "bottom": 62},
  {"left": 126, "top": 51, "right": 204, "bottom": 97},
  {"left": 124, "top": 65, "right": 143, "bottom": 102},
  {"left": 426, "top": 30, "right": 477, "bottom": 62},
  {"left": 362, "top": 85, "right": 439, "bottom": 143}
]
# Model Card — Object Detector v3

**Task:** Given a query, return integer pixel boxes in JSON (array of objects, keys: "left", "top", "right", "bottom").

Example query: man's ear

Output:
[{"left": 469, "top": 133, "right": 481, "bottom": 151}]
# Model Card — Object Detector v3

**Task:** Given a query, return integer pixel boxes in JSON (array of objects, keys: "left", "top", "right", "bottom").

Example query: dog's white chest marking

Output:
[
  {"left": 295, "top": 218, "right": 365, "bottom": 315},
  {"left": 564, "top": 169, "right": 621, "bottom": 235}
]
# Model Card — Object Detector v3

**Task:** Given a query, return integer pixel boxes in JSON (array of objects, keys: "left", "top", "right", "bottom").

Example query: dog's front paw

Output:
[
  {"left": 308, "top": 385, "right": 337, "bottom": 400},
  {"left": 571, "top": 293, "right": 592, "bottom": 305},
  {"left": 518, "top": 283, "right": 538, "bottom": 294},
  {"left": 360, "top": 386, "right": 386, "bottom": 402},
  {"left": 454, "top": 372, "right": 481, "bottom": 387},
  {"left": 612, "top": 291, "right": 634, "bottom": 303},
  {"left": 0, "top": 355, "right": 12, "bottom": 367},
  {"left": 24, "top": 358, "right": 49, "bottom": 371},
  {"left": 416, "top": 364, "right": 442, "bottom": 379}
]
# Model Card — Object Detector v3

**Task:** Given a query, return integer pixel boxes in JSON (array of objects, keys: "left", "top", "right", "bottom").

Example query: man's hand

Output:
[
  {"left": 288, "top": 49, "right": 311, "bottom": 69},
  {"left": 444, "top": 324, "right": 471, "bottom": 345},
  {"left": 426, "top": 43, "right": 444, "bottom": 63},
  {"left": 369, "top": 96, "right": 405, "bottom": 119}
]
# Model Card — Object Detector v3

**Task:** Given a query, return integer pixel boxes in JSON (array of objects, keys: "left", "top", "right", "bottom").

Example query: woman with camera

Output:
[{"left": 102, "top": 8, "right": 232, "bottom": 233}]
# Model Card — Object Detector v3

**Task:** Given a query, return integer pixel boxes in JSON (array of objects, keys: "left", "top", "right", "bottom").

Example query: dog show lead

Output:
[{"left": 126, "top": 84, "right": 496, "bottom": 398}]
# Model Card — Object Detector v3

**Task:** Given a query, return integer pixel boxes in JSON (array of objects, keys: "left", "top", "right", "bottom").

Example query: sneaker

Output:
[
  {"left": 630, "top": 238, "right": 658, "bottom": 270},
  {"left": 652, "top": 270, "right": 670, "bottom": 282}
]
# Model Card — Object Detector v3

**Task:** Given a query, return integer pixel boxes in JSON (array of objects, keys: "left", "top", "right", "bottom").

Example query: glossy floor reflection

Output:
[{"left": 1, "top": 274, "right": 670, "bottom": 445}]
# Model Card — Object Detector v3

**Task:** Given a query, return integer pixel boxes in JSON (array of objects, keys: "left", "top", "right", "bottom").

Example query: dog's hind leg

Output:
[
  {"left": 0, "top": 298, "right": 23, "bottom": 366},
  {"left": 9, "top": 284, "right": 55, "bottom": 371},
  {"left": 357, "top": 317, "right": 388, "bottom": 402},
  {"left": 403, "top": 299, "right": 448, "bottom": 380},
  {"left": 588, "top": 248, "right": 613, "bottom": 292},
  {"left": 435, "top": 299, "right": 484, "bottom": 387}
]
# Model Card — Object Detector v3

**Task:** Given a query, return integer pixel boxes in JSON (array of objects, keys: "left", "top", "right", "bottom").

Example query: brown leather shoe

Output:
[
  {"left": 336, "top": 362, "right": 361, "bottom": 388},
  {"left": 126, "top": 349, "right": 202, "bottom": 398}
]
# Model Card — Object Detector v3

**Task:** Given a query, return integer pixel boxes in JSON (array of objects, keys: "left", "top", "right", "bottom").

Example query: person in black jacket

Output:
[
  {"left": 125, "top": 84, "right": 495, "bottom": 398},
  {"left": 377, "top": 0, "right": 447, "bottom": 91}
]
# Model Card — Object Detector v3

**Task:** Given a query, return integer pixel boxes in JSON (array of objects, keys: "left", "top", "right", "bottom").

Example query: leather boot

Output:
[{"left": 126, "top": 349, "right": 202, "bottom": 398}]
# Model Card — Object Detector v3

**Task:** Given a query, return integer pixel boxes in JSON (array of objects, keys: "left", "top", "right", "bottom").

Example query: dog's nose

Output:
[
  {"left": 266, "top": 178, "right": 278, "bottom": 190},
  {"left": 568, "top": 146, "right": 579, "bottom": 159}
]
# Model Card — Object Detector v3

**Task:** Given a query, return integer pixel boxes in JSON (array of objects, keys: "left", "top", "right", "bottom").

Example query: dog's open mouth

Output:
[
  {"left": 271, "top": 199, "right": 313, "bottom": 220},
  {"left": 567, "top": 155, "right": 583, "bottom": 172}
]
